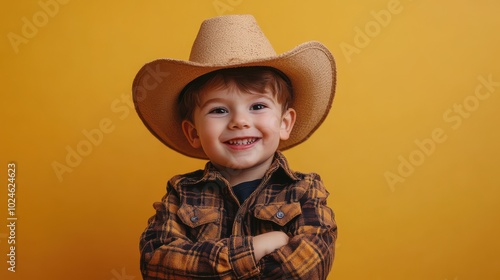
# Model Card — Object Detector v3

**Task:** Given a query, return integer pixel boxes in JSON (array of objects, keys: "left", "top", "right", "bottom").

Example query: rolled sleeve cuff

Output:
[{"left": 228, "top": 236, "right": 260, "bottom": 279}]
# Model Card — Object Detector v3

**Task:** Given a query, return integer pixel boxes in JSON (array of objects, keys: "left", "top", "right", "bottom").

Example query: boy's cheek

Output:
[{"left": 259, "top": 114, "right": 281, "bottom": 127}]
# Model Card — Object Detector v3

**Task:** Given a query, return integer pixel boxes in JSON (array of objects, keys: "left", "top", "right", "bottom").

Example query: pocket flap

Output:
[
  {"left": 177, "top": 204, "right": 220, "bottom": 228},
  {"left": 254, "top": 202, "right": 302, "bottom": 226}
]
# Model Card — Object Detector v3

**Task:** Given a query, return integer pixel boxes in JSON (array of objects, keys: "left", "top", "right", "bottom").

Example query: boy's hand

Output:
[{"left": 252, "top": 231, "right": 289, "bottom": 262}]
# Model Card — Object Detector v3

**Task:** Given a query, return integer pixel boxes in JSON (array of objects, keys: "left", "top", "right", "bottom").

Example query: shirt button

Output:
[
  {"left": 276, "top": 211, "right": 285, "bottom": 219},
  {"left": 190, "top": 216, "right": 199, "bottom": 223}
]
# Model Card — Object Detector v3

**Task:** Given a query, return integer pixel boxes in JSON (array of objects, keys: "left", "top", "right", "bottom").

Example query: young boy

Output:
[{"left": 133, "top": 15, "right": 337, "bottom": 279}]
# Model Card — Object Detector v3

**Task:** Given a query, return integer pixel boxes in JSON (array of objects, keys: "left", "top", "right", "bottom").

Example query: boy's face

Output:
[{"left": 182, "top": 83, "right": 295, "bottom": 173}]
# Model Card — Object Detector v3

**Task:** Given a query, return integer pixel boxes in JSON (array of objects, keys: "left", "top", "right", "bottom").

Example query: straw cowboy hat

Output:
[{"left": 132, "top": 14, "right": 336, "bottom": 159}]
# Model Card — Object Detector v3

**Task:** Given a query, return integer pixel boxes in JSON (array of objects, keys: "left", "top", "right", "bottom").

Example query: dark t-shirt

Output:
[{"left": 232, "top": 179, "right": 261, "bottom": 204}]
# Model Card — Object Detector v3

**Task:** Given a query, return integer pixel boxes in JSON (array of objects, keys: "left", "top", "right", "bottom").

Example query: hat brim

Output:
[{"left": 132, "top": 41, "right": 336, "bottom": 159}]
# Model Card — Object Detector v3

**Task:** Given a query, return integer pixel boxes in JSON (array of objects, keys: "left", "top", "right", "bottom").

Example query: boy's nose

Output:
[{"left": 228, "top": 111, "right": 250, "bottom": 129}]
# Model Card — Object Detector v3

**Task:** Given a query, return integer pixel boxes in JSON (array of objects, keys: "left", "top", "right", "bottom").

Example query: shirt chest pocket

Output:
[
  {"left": 253, "top": 202, "right": 302, "bottom": 227},
  {"left": 177, "top": 204, "right": 222, "bottom": 241}
]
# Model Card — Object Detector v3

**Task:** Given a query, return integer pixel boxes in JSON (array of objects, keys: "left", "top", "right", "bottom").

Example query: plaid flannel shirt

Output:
[{"left": 140, "top": 151, "right": 337, "bottom": 279}]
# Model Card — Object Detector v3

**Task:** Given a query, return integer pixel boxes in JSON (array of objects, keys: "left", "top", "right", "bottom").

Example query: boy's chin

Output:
[{"left": 214, "top": 156, "right": 273, "bottom": 172}]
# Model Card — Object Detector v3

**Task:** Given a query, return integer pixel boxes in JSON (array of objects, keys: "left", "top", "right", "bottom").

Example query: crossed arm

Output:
[{"left": 140, "top": 179, "right": 336, "bottom": 279}]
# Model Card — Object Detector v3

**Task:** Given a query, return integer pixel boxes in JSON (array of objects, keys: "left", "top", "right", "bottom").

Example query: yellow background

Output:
[{"left": 1, "top": 0, "right": 499, "bottom": 279}]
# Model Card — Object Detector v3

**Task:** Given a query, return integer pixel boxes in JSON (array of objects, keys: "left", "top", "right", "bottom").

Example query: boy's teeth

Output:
[{"left": 228, "top": 138, "right": 257, "bottom": 145}]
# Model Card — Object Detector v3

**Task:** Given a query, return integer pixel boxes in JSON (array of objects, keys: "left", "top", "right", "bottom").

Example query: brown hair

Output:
[{"left": 178, "top": 66, "right": 293, "bottom": 122}]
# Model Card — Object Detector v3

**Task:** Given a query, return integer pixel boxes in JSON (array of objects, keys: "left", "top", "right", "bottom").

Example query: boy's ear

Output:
[
  {"left": 280, "top": 108, "right": 296, "bottom": 141},
  {"left": 182, "top": 120, "right": 202, "bottom": 148}
]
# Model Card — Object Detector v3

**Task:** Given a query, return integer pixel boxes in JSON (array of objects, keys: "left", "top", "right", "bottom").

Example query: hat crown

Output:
[{"left": 189, "top": 15, "right": 277, "bottom": 64}]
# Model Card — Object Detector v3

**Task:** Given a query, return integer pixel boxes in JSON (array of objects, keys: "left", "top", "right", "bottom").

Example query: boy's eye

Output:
[
  {"left": 208, "top": 107, "right": 228, "bottom": 114},
  {"left": 251, "top": 103, "right": 267, "bottom": 110}
]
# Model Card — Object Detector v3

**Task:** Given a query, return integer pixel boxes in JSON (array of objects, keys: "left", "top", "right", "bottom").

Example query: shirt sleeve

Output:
[
  {"left": 260, "top": 174, "right": 337, "bottom": 279},
  {"left": 139, "top": 184, "right": 260, "bottom": 280}
]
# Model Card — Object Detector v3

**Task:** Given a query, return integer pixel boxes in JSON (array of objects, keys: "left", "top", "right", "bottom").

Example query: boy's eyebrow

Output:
[
  {"left": 199, "top": 93, "right": 277, "bottom": 110},
  {"left": 198, "top": 97, "right": 227, "bottom": 110}
]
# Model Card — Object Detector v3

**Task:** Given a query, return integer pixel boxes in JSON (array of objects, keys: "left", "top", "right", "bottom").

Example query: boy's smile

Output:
[
  {"left": 182, "top": 83, "right": 295, "bottom": 185},
  {"left": 225, "top": 137, "right": 259, "bottom": 149}
]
